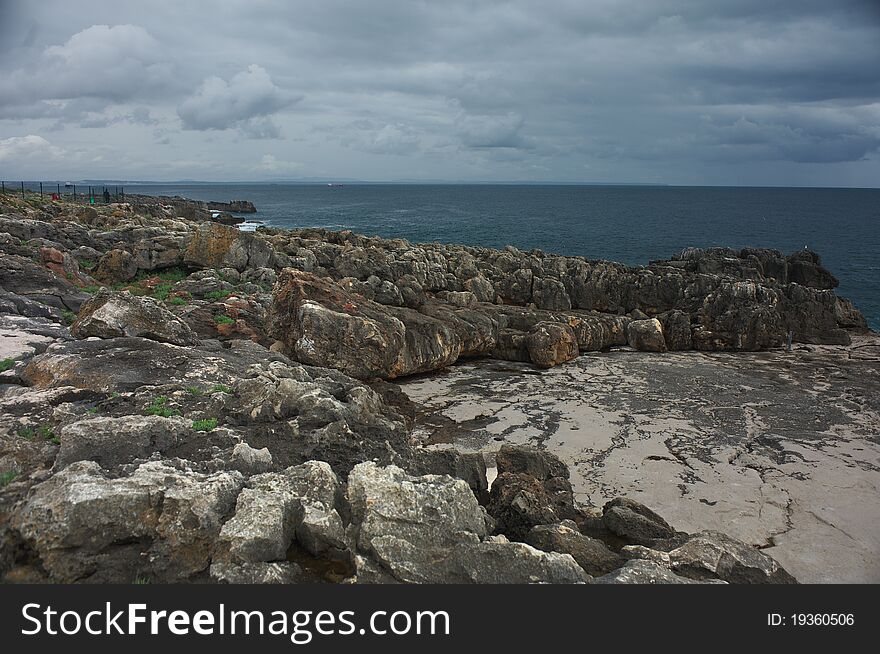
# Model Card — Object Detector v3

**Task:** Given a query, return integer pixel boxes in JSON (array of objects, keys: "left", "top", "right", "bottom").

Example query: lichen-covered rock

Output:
[
  {"left": 667, "top": 531, "right": 797, "bottom": 584},
  {"left": 595, "top": 559, "right": 723, "bottom": 584},
  {"left": 626, "top": 318, "right": 667, "bottom": 352},
  {"left": 13, "top": 461, "right": 244, "bottom": 582},
  {"left": 526, "top": 322, "right": 579, "bottom": 367},
  {"left": 347, "top": 462, "right": 587, "bottom": 583},
  {"left": 602, "top": 497, "right": 678, "bottom": 545},
  {"left": 526, "top": 520, "right": 624, "bottom": 576},
  {"left": 71, "top": 289, "right": 200, "bottom": 346},
  {"left": 56, "top": 415, "right": 189, "bottom": 469}
]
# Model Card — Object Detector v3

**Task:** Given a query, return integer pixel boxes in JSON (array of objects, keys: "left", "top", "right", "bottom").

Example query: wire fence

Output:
[{"left": 0, "top": 181, "right": 125, "bottom": 204}]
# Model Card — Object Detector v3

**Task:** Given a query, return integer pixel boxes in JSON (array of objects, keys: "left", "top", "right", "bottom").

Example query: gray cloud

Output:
[
  {"left": 0, "top": 0, "right": 877, "bottom": 184},
  {"left": 177, "top": 65, "right": 300, "bottom": 135}
]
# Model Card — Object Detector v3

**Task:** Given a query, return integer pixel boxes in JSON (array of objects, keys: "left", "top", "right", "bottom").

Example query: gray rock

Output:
[
  {"left": 210, "top": 561, "right": 305, "bottom": 584},
  {"left": 348, "top": 462, "right": 586, "bottom": 583},
  {"left": 56, "top": 415, "right": 189, "bottom": 469},
  {"left": 668, "top": 531, "right": 798, "bottom": 584},
  {"left": 526, "top": 520, "right": 624, "bottom": 576},
  {"left": 602, "top": 497, "right": 677, "bottom": 545},
  {"left": 13, "top": 460, "right": 244, "bottom": 582},
  {"left": 71, "top": 289, "right": 200, "bottom": 346},
  {"left": 230, "top": 442, "right": 273, "bottom": 475},
  {"left": 595, "top": 559, "right": 724, "bottom": 584},
  {"left": 626, "top": 318, "right": 667, "bottom": 352}
]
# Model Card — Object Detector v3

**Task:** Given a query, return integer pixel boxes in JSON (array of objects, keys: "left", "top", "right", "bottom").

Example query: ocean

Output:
[{"left": 126, "top": 183, "right": 880, "bottom": 330}]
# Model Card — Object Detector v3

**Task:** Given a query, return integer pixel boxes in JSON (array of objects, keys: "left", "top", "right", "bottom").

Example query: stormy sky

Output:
[{"left": 1, "top": 0, "right": 879, "bottom": 185}]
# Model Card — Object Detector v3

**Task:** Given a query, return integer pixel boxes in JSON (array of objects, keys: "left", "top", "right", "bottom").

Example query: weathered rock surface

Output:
[
  {"left": 347, "top": 462, "right": 588, "bottom": 583},
  {"left": 71, "top": 289, "right": 200, "bottom": 346},
  {"left": 0, "top": 193, "right": 857, "bottom": 585}
]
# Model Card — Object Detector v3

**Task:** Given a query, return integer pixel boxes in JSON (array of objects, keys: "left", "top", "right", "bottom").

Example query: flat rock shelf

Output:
[{"left": 402, "top": 335, "right": 880, "bottom": 583}]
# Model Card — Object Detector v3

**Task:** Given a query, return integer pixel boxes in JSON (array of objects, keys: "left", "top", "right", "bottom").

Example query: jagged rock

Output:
[
  {"left": 526, "top": 322, "right": 579, "bottom": 367},
  {"left": 215, "top": 471, "right": 305, "bottom": 564},
  {"left": 495, "top": 443, "right": 569, "bottom": 481},
  {"left": 533, "top": 278, "right": 571, "bottom": 311},
  {"left": 526, "top": 520, "right": 624, "bottom": 576},
  {"left": 56, "top": 415, "right": 189, "bottom": 469},
  {"left": 667, "top": 531, "right": 798, "bottom": 584},
  {"left": 94, "top": 248, "right": 137, "bottom": 282},
  {"left": 184, "top": 222, "right": 274, "bottom": 271},
  {"left": 658, "top": 309, "right": 692, "bottom": 351},
  {"left": 487, "top": 472, "right": 578, "bottom": 541},
  {"left": 627, "top": 318, "right": 667, "bottom": 352},
  {"left": 71, "top": 289, "right": 200, "bottom": 346},
  {"left": 463, "top": 274, "right": 495, "bottom": 303},
  {"left": 210, "top": 561, "right": 304, "bottom": 584},
  {"left": 347, "top": 462, "right": 587, "bottom": 583},
  {"left": 602, "top": 497, "right": 678, "bottom": 545},
  {"left": 13, "top": 461, "right": 244, "bottom": 582},
  {"left": 229, "top": 442, "right": 273, "bottom": 475},
  {"left": 594, "top": 559, "right": 724, "bottom": 584},
  {"left": 0, "top": 253, "right": 89, "bottom": 312}
]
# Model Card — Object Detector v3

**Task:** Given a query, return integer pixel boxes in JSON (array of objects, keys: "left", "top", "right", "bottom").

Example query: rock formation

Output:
[{"left": 0, "top": 191, "right": 866, "bottom": 583}]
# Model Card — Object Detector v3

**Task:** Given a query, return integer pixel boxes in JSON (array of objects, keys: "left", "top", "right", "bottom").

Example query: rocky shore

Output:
[{"left": 0, "top": 192, "right": 871, "bottom": 583}]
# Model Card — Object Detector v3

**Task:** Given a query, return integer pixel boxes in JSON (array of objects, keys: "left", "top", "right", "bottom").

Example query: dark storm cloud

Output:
[{"left": 0, "top": 0, "right": 877, "bottom": 184}]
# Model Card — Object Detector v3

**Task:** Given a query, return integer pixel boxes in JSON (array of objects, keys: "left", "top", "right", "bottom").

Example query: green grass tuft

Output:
[
  {"left": 204, "top": 289, "right": 232, "bottom": 301},
  {"left": 209, "top": 384, "right": 232, "bottom": 394},
  {"left": 168, "top": 296, "right": 187, "bottom": 306},
  {"left": 214, "top": 314, "right": 234, "bottom": 325},
  {"left": 0, "top": 470, "right": 19, "bottom": 487},
  {"left": 145, "top": 396, "right": 179, "bottom": 417},
  {"left": 192, "top": 418, "right": 218, "bottom": 432},
  {"left": 185, "top": 386, "right": 203, "bottom": 396},
  {"left": 0, "top": 358, "right": 14, "bottom": 372}
]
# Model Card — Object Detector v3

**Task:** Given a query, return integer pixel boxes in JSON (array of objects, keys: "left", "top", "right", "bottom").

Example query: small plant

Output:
[
  {"left": 204, "top": 289, "right": 232, "bottom": 301},
  {"left": 0, "top": 358, "right": 14, "bottom": 372},
  {"left": 81, "top": 285, "right": 101, "bottom": 294},
  {"left": 38, "top": 425, "right": 55, "bottom": 440},
  {"left": 146, "top": 396, "right": 178, "bottom": 417},
  {"left": 151, "top": 283, "right": 174, "bottom": 301},
  {"left": 79, "top": 258, "right": 94, "bottom": 269},
  {"left": 86, "top": 406, "right": 99, "bottom": 414},
  {"left": 214, "top": 314, "right": 234, "bottom": 325},
  {"left": 0, "top": 470, "right": 19, "bottom": 487},
  {"left": 133, "top": 576, "right": 150, "bottom": 585},
  {"left": 168, "top": 296, "right": 187, "bottom": 306},
  {"left": 110, "top": 391, "right": 121, "bottom": 399},
  {"left": 185, "top": 386, "right": 203, "bottom": 396},
  {"left": 209, "top": 384, "right": 232, "bottom": 394},
  {"left": 17, "top": 427, "right": 35, "bottom": 440},
  {"left": 61, "top": 310, "right": 77, "bottom": 325},
  {"left": 192, "top": 418, "right": 218, "bottom": 432}
]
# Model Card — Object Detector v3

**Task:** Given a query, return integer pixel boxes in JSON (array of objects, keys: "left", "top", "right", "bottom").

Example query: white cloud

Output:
[
  {"left": 0, "top": 135, "right": 64, "bottom": 162},
  {"left": 177, "top": 65, "right": 300, "bottom": 135}
]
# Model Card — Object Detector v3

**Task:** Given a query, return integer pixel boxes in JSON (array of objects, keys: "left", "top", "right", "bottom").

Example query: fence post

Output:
[
  {"left": 121, "top": 186, "right": 124, "bottom": 200},
  {"left": 73, "top": 184, "right": 76, "bottom": 199},
  {"left": 40, "top": 182, "right": 43, "bottom": 199},
  {"left": 1, "top": 181, "right": 4, "bottom": 194},
  {"left": 21, "top": 181, "right": 25, "bottom": 198},
  {"left": 57, "top": 184, "right": 60, "bottom": 197}
]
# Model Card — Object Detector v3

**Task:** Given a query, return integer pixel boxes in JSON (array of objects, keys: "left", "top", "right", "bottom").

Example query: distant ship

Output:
[
  {"left": 327, "top": 183, "right": 344, "bottom": 188},
  {"left": 64, "top": 182, "right": 73, "bottom": 187}
]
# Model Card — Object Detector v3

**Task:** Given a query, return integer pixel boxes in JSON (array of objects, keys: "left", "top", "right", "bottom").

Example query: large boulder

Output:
[
  {"left": 12, "top": 461, "right": 244, "bottom": 582},
  {"left": 626, "top": 318, "right": 667, "bottom": 352},
  {"left": 667, "top": 531, "right": 797, "bottom": 584},
  {"left": 347, "top": 462, "right": 587, "bottom": 583},
  {"left": 56, "top": 415, "right": 190, "bottom": 469},
  {"left": 269, "top": 269, "right": 463, "bottom": 379},
  {"left": 602, "top": 497, "right": 678, "bottom": 545},
  {"left": 71, "top": 289, "right": 200, "bottom": 346},
  {"left": 526, "top": 520, "right": 624, "bottom": 576},
  {"left": 526, "top": 322, "right": 579, "bottom": 367}
]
